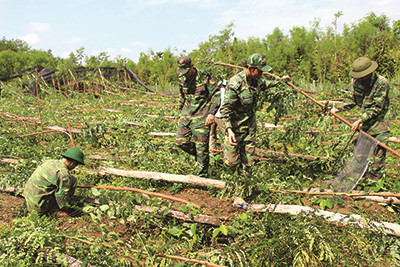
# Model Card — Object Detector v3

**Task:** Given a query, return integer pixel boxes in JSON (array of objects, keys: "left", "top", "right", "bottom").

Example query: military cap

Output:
[
  {"left": 61, "top": 147, "right": 85, "bottom": 165},
  {"left": 350, "top": 57, "right": 378, "bottom": 78},
  {"left": 176, "top": 56, "right": 192, "bottom": 75},
  {"left": 246, "top": 53, "right": 272, "bottom": 72}
]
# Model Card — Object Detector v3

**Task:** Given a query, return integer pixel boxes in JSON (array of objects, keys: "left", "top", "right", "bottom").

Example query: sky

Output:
[{"left": 0, "top": 0, "right": 399, "bottom": 62}]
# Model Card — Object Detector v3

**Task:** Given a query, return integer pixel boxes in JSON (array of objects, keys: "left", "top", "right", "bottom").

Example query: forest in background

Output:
[
  {"left": 2, "top": 11, "right": 400, "bottom": 266},
  {"left": 1, "top": 12, "right": 400, "bottom": 90}
]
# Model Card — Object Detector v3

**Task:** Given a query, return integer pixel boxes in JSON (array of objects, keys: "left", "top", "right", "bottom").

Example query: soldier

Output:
[
  {"left": 329, "top": 57, "right": 390, "bottom": 180},
  {"left": 220, "top": 53, "right": 289, "bottom": 176},
  {"left": 23, "top": 147, "right": 85, "bottom": 216},
  {"left": 175, "top": 56, "right": 220, "bottom": 177},
  {"left": 209, "top": 80, "right": 227, "bottom": 156}
]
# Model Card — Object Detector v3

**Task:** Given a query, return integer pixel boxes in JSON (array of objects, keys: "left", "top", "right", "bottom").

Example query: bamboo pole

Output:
[
  {"left": 215, "top": 61, "right": 400, "bottom": 158},
  {"left": 16, "top": 129, "right": 71, "bottom": 138},
  {"left": 67, "top": 123, "right": 76, "bottom": 147},
  {"left": 35, "top": 69, "right": 45, "bottom": 142}
]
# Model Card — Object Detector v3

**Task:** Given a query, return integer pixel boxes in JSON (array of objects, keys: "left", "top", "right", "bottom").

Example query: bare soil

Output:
[{"left": 0, "top": 189, "right": 393, "bottom": 239}]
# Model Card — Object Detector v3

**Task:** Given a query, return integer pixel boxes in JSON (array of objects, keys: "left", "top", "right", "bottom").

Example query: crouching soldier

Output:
[{"left": 23, "top": 147, "right": 85, "bottom": 216}]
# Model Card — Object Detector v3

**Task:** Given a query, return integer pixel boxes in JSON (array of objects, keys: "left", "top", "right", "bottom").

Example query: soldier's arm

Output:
[
  {"left": 178, "top": 79, "right": 185, "bottom": 111},
  {"left": 220, "top": 84, "right": 239, "bottom": 130},
  {"left": 361, "top": 80, "right": 389, "bottom": 122},
  {"left": 54, "top": 171, "right": 77, "bottom": 209},
  {"left": 207, "top": 78, "right": 221, "bottom": 115}
]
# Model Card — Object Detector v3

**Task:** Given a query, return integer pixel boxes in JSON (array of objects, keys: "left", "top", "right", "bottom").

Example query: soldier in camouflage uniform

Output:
[
  {"left": 23, "top": 147, "right": 85, "bottom": 216},
  {"left": 175, "top": 56, "right": 221, "bottom": 177},
  {"left": 220, "top": 53, "right": 289, "bottom": 176},
  {"left": 329, "top": 57, "right": 390, "bottom": 180}
]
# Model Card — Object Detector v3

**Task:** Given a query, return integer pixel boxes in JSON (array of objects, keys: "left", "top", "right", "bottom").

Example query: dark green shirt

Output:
[
  {"left": 23, "top": 159, "right": 77, "bottom": 214},
  {"left": 220, "top": 70, "right": 283, "bottom": 131},
  {"left": 178, "top": 68, "right": 220, "bottom": 118},
  {"left": 340, "top": 72, "right": 390, "bottom": 135}
]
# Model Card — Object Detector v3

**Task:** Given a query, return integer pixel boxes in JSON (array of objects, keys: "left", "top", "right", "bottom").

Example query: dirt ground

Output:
[{"left": 0, "top": 189, "right": 393, "bottom": 239}]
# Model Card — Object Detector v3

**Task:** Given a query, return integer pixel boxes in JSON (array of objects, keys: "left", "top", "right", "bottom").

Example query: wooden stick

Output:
[
  {"left": 67, "top": 123, "right": 76, "bottom": 147},
  {"left": 16, "top": 129, "right": 71, "bottom": 138},
  {"left": 35, "top": 69, "right": 45, "bottom": 142}
]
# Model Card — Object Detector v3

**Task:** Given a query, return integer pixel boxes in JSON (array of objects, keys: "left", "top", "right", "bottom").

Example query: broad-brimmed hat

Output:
[
  {"left": 61, "top": 147, "right": 85, "bottom": 165},
  {"left": 176, "top": 56, "right": 192, "bottom": 75},
  {"left": 349, "top": 57, "right": 378, "bottom": 78},
  {"left": 246, "top": 53, "right": 272, "bottom": 72}
]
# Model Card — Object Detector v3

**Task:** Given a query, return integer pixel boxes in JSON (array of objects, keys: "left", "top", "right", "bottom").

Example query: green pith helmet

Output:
[
  {"left": 246, "top": 53, "right": 272, "bottom": 72},
  {"left": 61, "top": 147, "right": 85, "bottom": 165},
  {"left": 176, "top": 56, "right": 192, "bottom": 75},
  {"left": 349, "top": 57, "right": 378, "bottom": 78}
]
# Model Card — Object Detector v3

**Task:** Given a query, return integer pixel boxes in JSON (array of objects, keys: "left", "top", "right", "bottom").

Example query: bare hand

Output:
[
  {"left": 227, "top": 128, "right": 237, "bottom": 146},
  {"left": 352, "top": 119, "right": 362, "bottom": 131},
  {"left": 327, "top": 107, "right": 339, "bottom": 115},
  {"left": 205, "top": 114, "right": 215, "bottom": 125}
]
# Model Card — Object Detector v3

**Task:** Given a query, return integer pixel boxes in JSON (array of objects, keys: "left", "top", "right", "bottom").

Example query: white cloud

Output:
[
  {"left": 60, "top": 51, "right": 71, "bottom": 59},
  {"left": 19, "top": 33, "right": 41, "bottom": 45},
  {"left": 65, "top": 37, "right": 83, "bottom": 46},
  {"left": 124, "top": 0, "right": 221, "bottom": 14},
  {"left": 27, "top": 22, "right": 52, "bottom": 32},
  {"left": 217, "top": 0, "right": 400, "bottom": 40},
  {"left": 130, "top": 41, "right": 148, "bottom": 48}
]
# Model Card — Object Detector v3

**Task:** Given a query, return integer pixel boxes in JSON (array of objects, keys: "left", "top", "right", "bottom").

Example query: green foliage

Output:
[{"left": 1, "top": 12, "right": 400, "bottom": 266}]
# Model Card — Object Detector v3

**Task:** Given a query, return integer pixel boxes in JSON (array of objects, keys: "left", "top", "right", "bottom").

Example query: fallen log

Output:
[
  {"left": 255, "top": 148, "right": 327, "bottom": 161},
  {"left": 242, "top": 200, "right": 400, "bottom": 237},
  {"left": 132, "top": 204, "right": 221, "bottom": 226},
  {"left": 97, "top": 167, "right": 226, "bottom": 189},
  {"left": 271, "top": 189, "right": 400, "bottom": 205}
]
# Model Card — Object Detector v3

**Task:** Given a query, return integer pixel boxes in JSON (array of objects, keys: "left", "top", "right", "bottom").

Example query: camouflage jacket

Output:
[
  {"left": 23, "top": 159, "right": 77, "bottom": 213},
  {"left": 220, "top": 70, "right": 284, "bottom": 132},
  {"left": 340, "top": 72, "right": 390, "bottom": 135},
  {"left": 178, "top": 68, "right": 220, "bottom": 118}
]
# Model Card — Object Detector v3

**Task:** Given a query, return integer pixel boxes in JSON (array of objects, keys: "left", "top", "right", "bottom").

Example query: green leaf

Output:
[
  {"left": 91, "top": 187, "right": 101, "bottom": 196},
  {"left": 212, "top": 228, "right": 221, "bottom": 238},
  {"left": 219, "top": 224, "right": 228, "bottom": 236},
  {"left": 190, "top": 224, "right": 197, "bottom": 236}
]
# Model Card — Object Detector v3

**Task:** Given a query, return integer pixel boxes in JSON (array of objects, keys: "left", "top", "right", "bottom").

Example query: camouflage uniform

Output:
[
  {"left": 23, "top": 159, "right": 77, "bottom": 215},
  {"left": 339, "top": 71, "right": 390, "bottom": 179},
  {"left": 220, "top": 69, "right": 285, "bottom": 176},
  {"left": 175, "top": 58, "right": 220, "bottom": 177}
]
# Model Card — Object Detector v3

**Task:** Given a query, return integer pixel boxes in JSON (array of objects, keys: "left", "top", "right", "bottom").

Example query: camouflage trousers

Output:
[
  {"left": 223, "top": 127, "right": 256, "bottom": 177},
  {"left": 209, "top": 117, "right": 225, "bottom": 156},
  {"left": 176, "top": 115, "right": 210, "bottom": 177},
  {"left": 365, "top": 131, "right": 389, "bottom": 180}
]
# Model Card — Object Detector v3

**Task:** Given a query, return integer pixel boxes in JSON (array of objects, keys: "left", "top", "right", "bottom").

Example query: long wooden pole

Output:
[
  {"left": 35, "top": 69, "right": 45, "bottom": 142},
  {"left": 215, "top": 61, "right": 400, "bottom": 158}
]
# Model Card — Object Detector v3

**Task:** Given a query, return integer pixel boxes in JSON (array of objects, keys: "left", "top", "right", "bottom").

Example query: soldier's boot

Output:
[{"left": 177, "top": 142, "right": 197, "bottom": 157}]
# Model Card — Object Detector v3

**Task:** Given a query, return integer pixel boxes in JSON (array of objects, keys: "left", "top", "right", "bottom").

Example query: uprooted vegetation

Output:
[{"left": 1, "top": 69, "right": 400, "bottom": 266}]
